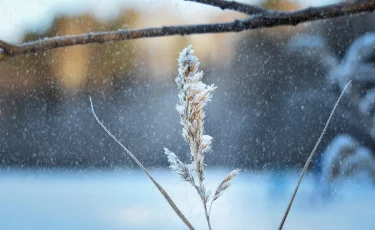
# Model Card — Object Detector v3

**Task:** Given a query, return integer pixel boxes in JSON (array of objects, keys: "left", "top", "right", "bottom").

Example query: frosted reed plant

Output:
[
  {"left": 165, "top": 46, "right": 240, "bottom": 230},
  {"left": 90, "top": 45, "right": 238, "bottom": 230},
  {"left": 90, "top": 44, "right": 350, "bottom": 230}
]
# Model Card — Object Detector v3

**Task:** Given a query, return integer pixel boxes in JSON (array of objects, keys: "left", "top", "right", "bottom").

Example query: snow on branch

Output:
[
  {"left": 185, "top": 0, "right": 273, "bottom": 15},
  {"left": 0, "top": 1, "right": 375, "bottom": 62}
]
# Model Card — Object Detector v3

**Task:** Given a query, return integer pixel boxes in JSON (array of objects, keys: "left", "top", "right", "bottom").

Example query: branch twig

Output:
[
  {"left": 89, "top": 97, "right": 195, "bottom": 230},
  {"left": 0, "top": 1, "right": 375, "bottom": 62},
  {"left": 185, "top": 0, "right": 273, "bottom": 15},
  {"left": 278, "top": 80, "right": 352, "bottom": 230}
]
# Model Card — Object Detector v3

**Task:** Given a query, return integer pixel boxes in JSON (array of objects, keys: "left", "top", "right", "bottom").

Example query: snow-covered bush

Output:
[
  {"left": 290, "top": 33, "right": 375, "bottom": 185},
  {"left": 321, "top": 134, "right": 375, "bottom": 184}
]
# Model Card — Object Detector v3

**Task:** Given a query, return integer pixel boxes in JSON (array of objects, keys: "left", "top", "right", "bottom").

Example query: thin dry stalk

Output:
[
  {"left": 278, "top": 80, "right": 352, "bottom": 230},
  {"left": 89, "top": 97, "right": 195, "bottom": 230}
]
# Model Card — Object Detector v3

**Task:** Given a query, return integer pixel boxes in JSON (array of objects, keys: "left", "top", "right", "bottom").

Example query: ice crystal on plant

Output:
[{"left": 165, "top": 46, "right": 239, "bottom": 229}]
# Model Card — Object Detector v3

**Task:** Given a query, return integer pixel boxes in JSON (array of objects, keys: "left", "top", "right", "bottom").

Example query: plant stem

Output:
[
  {"left": 278, "top": 80, "right": 351, "bottom": 230},
  {"left": 204, "top": 202, "right": 212, "bottom": 230},
  {"left": 90, "top": 97, "right": 195, "bottom": 230},
  {"left": 198, "top": 178, "right": 212, "bottom": 230}
]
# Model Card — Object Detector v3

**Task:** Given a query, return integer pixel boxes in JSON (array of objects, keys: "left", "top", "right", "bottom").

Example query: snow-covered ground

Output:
[{"left": 0, "top": 169, "right": 373, "bottom": 230}]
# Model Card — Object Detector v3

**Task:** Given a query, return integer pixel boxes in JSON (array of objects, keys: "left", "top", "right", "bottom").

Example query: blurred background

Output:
[{"left": 1, "top": 0, "right": 375, "bottom": 229}]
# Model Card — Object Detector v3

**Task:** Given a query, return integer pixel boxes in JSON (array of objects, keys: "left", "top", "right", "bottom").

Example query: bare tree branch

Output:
[
  {"left": 185, "top": 0, "right": 273, "bottom": 15},
  {"left": 0, "top": 1, "right": 375, "bottom": 62}
]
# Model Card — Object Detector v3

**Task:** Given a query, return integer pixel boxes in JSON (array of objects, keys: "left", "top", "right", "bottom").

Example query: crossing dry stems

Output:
[{"left": 90, "top": 46, "right": 351, "bottom": 230}]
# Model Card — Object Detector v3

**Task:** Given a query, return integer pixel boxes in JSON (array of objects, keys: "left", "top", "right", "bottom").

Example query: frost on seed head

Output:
[{"left": 165, "top": 45, "right": 239, "bottom": 221}]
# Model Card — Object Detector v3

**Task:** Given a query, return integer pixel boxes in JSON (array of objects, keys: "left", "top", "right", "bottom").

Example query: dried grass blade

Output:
[
  {"left": 89, "top": 97, "right": 195, "bottom": 230},
  {"left": 278, "top": 80, "right": 352, "bottom": 230}
]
